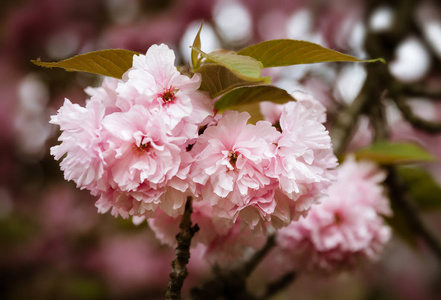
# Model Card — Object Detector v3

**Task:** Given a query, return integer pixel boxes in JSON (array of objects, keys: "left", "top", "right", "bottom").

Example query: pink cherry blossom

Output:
[
  {"left": 276, "top": 157, "right": 392, "bottom": 273},
  {"left": 51, "top": 44, "right": 214, "bottom": 220},
  {"left": 95, "top": 104, "right": 194, "bottom": 218},
  {"left": 50, "top": 97, "right": 107, "bottom": 193},
  {"left": 265, "top": 94, "right": 338, "bottom": 226},
  {"left": 190, "top": 110, "right": 281, "bottom": 229},
  {"left": 101, "top": 105, "right": 184, "bottom": 191},
  {"left": 116, "top": 44, "right": 213, "bottom": 132}
]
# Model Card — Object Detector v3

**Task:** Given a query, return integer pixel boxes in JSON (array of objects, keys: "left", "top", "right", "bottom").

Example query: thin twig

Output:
[
  {"left": 394, "top": 97, "right": 441, "bottom": 134},
  {"left": 241, "top": 233, "right": 276, "bottom": 277},
  {"left": 259, "top": 271, "right": 297, "bottom": 300},
  {"left": 398, "top": 84, "right": 441, "bottom": 99},
  {"left": 190, "top": 234, "right": 276, "bottom": 300},
  {"left": 165, "top": 196, "right": 199, "bottom": 300}
]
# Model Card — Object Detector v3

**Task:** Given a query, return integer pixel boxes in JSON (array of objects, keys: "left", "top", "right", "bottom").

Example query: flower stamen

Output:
[
  {"left": 133, "top": 141, "right": 152, "bottom": 155},
  {"left": 160, "top": 86, "right": 179, "bottom": 105},
  {"left": 228, "top": 151, "right": 239, "bottom": 168}
]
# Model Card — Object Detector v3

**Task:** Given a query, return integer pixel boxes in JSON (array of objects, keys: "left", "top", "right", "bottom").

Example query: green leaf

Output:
[
  {"left": 191, "top": 24, "right": 203, "bottom": 69},
  {"left": 193, "top": 47, "right": 264, "bottom": 79},
  {"left": 397, "top": 166, "right": 441, "bottom": 211},
  {"left": 31, "top": 49, "right": 140, "bottom": 79},
  {"left": 196, "top": 63, "right": 271, "bottom": 98},
  {"left": 215, "top": 85, "right": 294, "bottom": 111},
  {"left": 354, "top": 141, "right": 435, "bottom": 164},
  {"left": 237, "top": 39, "right": 385, "bottom": 68}
]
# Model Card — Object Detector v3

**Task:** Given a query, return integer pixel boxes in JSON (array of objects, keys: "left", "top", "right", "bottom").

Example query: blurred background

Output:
[{"left": 1, "top": 0, "right": 441, "bottom": 299}]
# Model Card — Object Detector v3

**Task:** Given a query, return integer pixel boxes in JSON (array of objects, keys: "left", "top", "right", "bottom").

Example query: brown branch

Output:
[
  {"left": 259, "top": 271, "right": 297, "bottom": 300},
  {"left": 394, "top": 97, "right": 441, "bottom": 134},
  {"left": 241, "top": 233, "right": 276, "bottom": 277},
  {"left": 165, "top": 196, "right": 199, "bottom": 300},
  {"left": 190, "top": 234, "right": 276, "bottom": 300},
  {"left": 398, "top": 84, "right": 441, "bottom": 99}
]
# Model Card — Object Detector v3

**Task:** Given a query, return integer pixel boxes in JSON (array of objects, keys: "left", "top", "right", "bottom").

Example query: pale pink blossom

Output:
[
  {"left": 116, "top": 44, "right": 213, "bottom": 132},
  {"left": 51, "top": 44, "right": 212, "bottom": 220},
  {"left": 94, "top": 104, "right": 194, "bottom": 218},
  {"left": 101, "top": 105, "right": 184, "bottom": 191},
  {"left": 50, "top": 97, "right": 108, "bottom": 193},
  {"left": 190, "top": 110, "right": 281, "bottom": 229},
  {"left": 276, "top": 157, "right": 392, "bottom": 273},
  {"left": 265, "top": 95, "right": 338, "bottom": 226}
]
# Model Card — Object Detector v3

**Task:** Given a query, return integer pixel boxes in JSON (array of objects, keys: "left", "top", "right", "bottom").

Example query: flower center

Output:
[
  {"left": 134, "top": 141, "right": 152, "bottom": 155},
  {"left": 228, "top": 151, "right": 239, "bottom": 168},
  {"left": 334, "top": 212, "right": 342, "bottom": 225},
  {"left": 160, "top": 86, "right": 178, "bottom": 105}
]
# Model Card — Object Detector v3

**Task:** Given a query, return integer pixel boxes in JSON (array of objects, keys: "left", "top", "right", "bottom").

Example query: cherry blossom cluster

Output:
[
  {"left": 275, "top": 157, "right": 392, "bottom": 273},
  {"left": 51, "top": 43, "right": 338, "bottom": 262}
]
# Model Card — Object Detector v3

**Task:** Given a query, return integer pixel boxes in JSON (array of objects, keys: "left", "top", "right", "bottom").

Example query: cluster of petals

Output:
[
  {"left": 267, "top": 92, "right": 338, "bottom": 225},
  {"left": 276, "top": 157, "right": 392, "bottom": 273},
  {"left": 51, "top": 44, "right": 213, "bottom": 219},
  {"left": 189, "top": 110, "right": 281, "bottom": 230},
  {"left": 51, "top": 42, "right": 338, "bottom": 243},
  {"left": 187, "top": 92, "right": 337, "bottom": 231}
]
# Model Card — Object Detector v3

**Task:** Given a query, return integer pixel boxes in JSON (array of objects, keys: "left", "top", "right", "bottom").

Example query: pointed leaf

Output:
[
  {"left": 31, "top": 49, "right": 140, "bottom": 79},
  {"left": 191, "top": 24, "right": 203, "bottom": 69},
  {"left": 238, "top": 39, "right": 385, "bottom": 68},
  {"left": 215, "top": 85, "right": 294, "bottom": 111},
  {"left": 196, "top": 63, "right": 271, "bottom": 98},
  {"left": 193, "top": 47, "right": 264, "bottom": 79},
  {"left": 354, "top": 141, "right": 435, "bottom": 164},
  {"left": 397, "top": 166, "right": 441, "bottom": 211}
]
